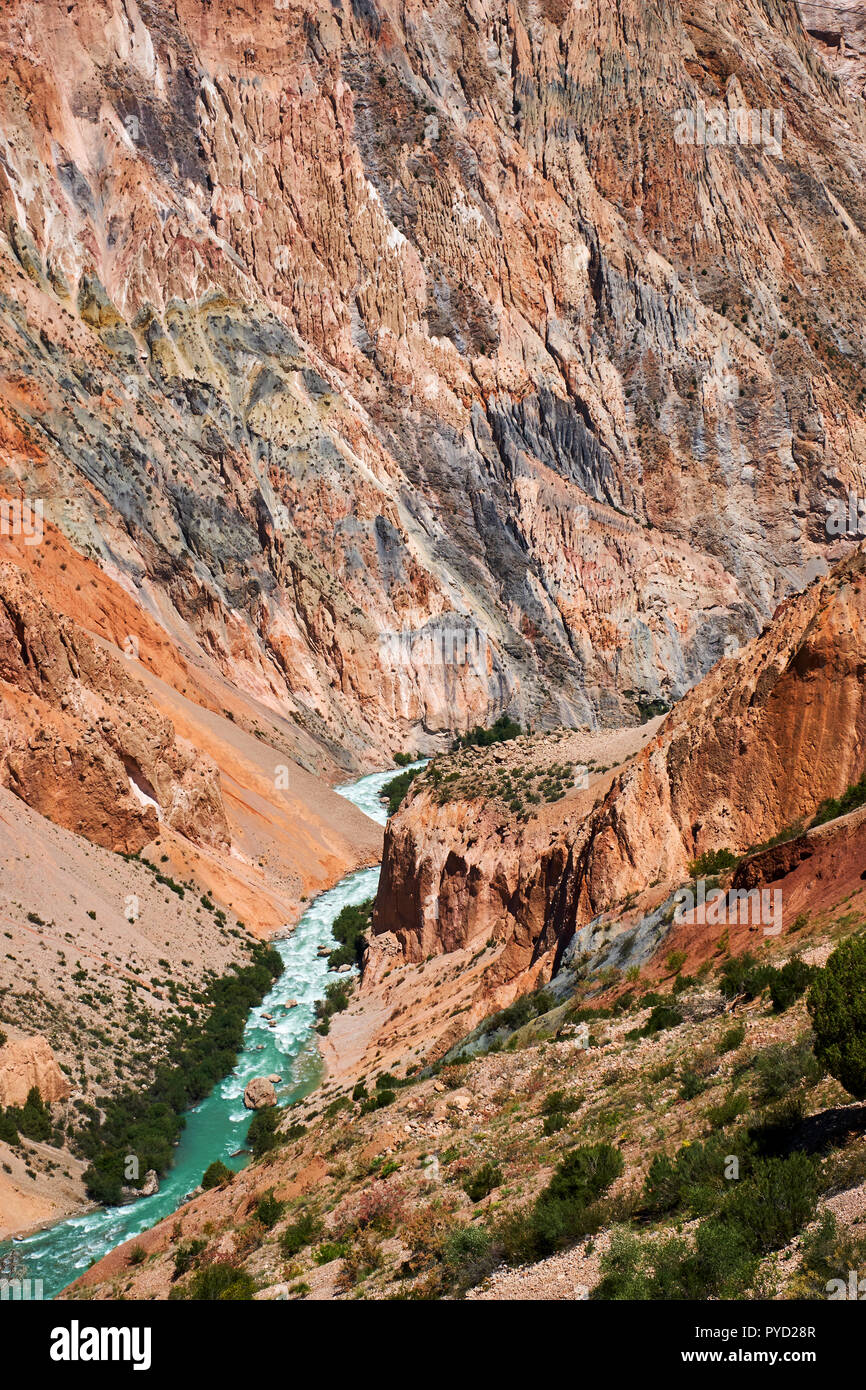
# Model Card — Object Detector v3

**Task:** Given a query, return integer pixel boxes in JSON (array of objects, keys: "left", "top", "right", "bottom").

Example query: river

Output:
[{"left": 2, "top": 764, "right": 408, "bottom": 1300}]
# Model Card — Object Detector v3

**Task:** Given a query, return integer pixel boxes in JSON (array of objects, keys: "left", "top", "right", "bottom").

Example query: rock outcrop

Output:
[
  {"left": 0, "top": 0, "right": 862, "bottom": 755},
  {"left": 0, "top": 562, "right": 230, "bottom": 853},
  {"left": 800, "top": 0, "right": 866, "bottom": 97},
  {"left": 374, "top": 546, "right": 866, "bottom": 999},
  {"left": 0, "top": 1032, "right": 69, "bottom": 1108}
]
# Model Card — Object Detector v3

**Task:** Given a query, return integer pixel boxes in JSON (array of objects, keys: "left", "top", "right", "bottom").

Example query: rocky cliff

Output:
[
  {"left": 0, "top": 560, "right": 230, "bottom": 852},
  {"left": 800, "top": 0, "right": 866, "bottom": 98},
  {"left": 0, "top": 1031, "right": 69, "bottom": 1109},
  {"left": 373, "top": 546, "right": 866, "bottom": 1003},
  {"left": 0, "top": 0, "right": 863, "bottom": 755}
]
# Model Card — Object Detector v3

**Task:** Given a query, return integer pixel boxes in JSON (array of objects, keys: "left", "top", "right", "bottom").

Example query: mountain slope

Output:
[
  {"left": 373, "top": 545, "right": 866, "bottom": 1013},
  {"left": 0, "top": 0, "right": 864, "bottom": 754}
]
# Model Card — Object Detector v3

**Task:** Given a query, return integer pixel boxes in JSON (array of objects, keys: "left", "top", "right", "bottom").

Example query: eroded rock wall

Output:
[{"left": 0, "top": 0, "right": 862, "bottom": 754}]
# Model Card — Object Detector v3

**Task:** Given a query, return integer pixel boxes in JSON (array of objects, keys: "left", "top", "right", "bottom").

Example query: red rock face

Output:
[
  {"left": 0, "top": 562, "right": 230, "bottom": 852},
  {"left": 0, "top": 0, "right": 862, "bottom": 755},
  {"left": 373, "top": 547, "right": 866, "bottom": 997}
]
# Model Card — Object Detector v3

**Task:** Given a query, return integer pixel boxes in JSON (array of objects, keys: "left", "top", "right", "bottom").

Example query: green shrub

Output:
[
  {"left": 688, "top": 848, "right": 739, "bottom": 876},
  {"left": 0, "top": 1109, "right": 18, "bottom": 1144},
  {"left": 451, "top": 714, "right": 521, "bottom": 751},
  {"left": 719, "top": 951, "right": 774, "bottom": 1001},
  {"left": 724, "top": 1153, "right": 819, "bottom": 1254},
  {"left": 172, "top": 1239, "right": 206, "bottom": 1279},
  {"left": 753, "top": 1038, "right": 823, "bottom": 1103},
  {"left": 13, "top": 1087, "right": 51, "bottom": 1142},
  {"left": 529, "top": 1143, "right": 624, "bottom": 1256},
  {"left": 678, "top": 1067, "right": 706, "bottom": 1101},
  {"left": 314, "top": 1240, "right": 348, "bottom": 1264},
  {"left": 201, "top": 1160, "right": 233, "bottom": 1190},
  {"left": 768, "top": 958, "right": 815, "bottom": 1013},
  {"left": 380, "top": 768, "right": 422, "bottom": 817},
  {"left": 328, "top": 899, "right": 373, "bottom": 970},
  {"left": 280, "top": 1211, "right": 322, "bottom": 1256},
  {"left": 542, "top": 1112, "right": 568, "bottom": 1136},
  {"left": 638, "top": 1002, "right": 683, "bottom": 1036},
  {"left": 791, "top": 1211, "right": 866, "bottom": 1299},
  {"left": 595, "top": 1220, "right": 757, "bottom": 1301},
  {"left": 642, "top": 1135, "right": 731, "bottom": 1218},
  {"left": 707, "top": 1090, "right": 749, "bottom": 1127},
  {"left": 463, "top": 1162, "right": 502, "bottom": 1203},
  {"left": 174, "top": 1260, "right": 256, "bottom": 1301},
  {"left": 601, "top": 1153, "right": 819, "bottom": 1300},
  {"left": 808, "top": 936, "right": 866, "bottom": 1098},
  {"left": 483, "top": 986, "right": 554, "bottom": 1036},
  {"left": 442, "top": 1225, "right": 492, "bottom": 1270},
  {"left": 811, "top": 771, "right": 866, "bottom": 828},
  {"left": 717, "top": 1023, "right": 746, "bottom": 1054},
  {"left": 247, "top": 1107, "right": 280, "bottom": 1158},
  {"left": 541, "top": 1089, "right": 580, "bottom": 1117},
  {"left": 316, "top": 979, "right": 351, "bottom": 1024},
  {"left": 360, "top": 1087, "right": 396, "bottom": 1114},
  {"left": 255, "top": 1190, "right": 284, "bottom": 1228}
]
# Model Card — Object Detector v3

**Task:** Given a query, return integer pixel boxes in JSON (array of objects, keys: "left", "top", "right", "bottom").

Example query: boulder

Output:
[
  {"left": 140, "top": 1169, "right": 159, "bottom": 1197},
  {"left": 244, "top": 1076, "right": 277, "bottom": 1109}
]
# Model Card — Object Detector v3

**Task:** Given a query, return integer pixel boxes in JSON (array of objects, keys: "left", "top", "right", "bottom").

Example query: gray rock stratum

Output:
[{"left": 0, "top": 0, "right": 864, "bottom": 758}]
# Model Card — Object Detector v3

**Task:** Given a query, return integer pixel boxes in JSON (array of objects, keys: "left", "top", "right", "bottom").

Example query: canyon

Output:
[
  {"left": 0, "top": 0, "right": 864, "bottom": 758},
  {"left": 0, "top": 0, "right": 864, "bottom": 1308}
]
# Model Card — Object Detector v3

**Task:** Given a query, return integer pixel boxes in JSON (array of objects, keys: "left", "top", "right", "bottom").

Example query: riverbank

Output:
[
  {"left": 0, "top": 679, "right": 385, "bottom": 1244},
  {"left": 0, "top": 766, "right": 401, "bottom": 1295}
]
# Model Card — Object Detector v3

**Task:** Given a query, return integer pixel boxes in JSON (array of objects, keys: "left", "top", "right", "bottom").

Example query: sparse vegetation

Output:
[
  {"left": 688, "top": 848, "right": 739, "bottom": 877},
  {"left": 811, "top": 772, "right": 866, "bottom": 829}
]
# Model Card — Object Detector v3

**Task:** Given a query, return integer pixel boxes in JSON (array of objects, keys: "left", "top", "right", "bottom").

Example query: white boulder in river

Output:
[{"left": 243, "top": 1077, "right": 277, "bottom": 1109}]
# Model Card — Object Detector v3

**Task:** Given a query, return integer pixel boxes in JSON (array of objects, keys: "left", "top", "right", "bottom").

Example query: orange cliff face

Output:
[
  {"left": 0, "top": 553, "right": 383, "bottom": 928},
  {"left": 0, "top": 1032, "right": 69, "bottom": 1109},
  {"left": 372, "top": 547, "right": 866, "bottom": 1006},
  {"left": 0, "top": 0, "right": 863, "bottom": 758},
  {"left": 0, "top": 560, "right": 229, "bottom": 854}
]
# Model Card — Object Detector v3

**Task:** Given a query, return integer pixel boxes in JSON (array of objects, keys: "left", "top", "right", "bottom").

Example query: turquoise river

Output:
[{"left": 1, "top": 765, "right": 408, "bottom": 1299}]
